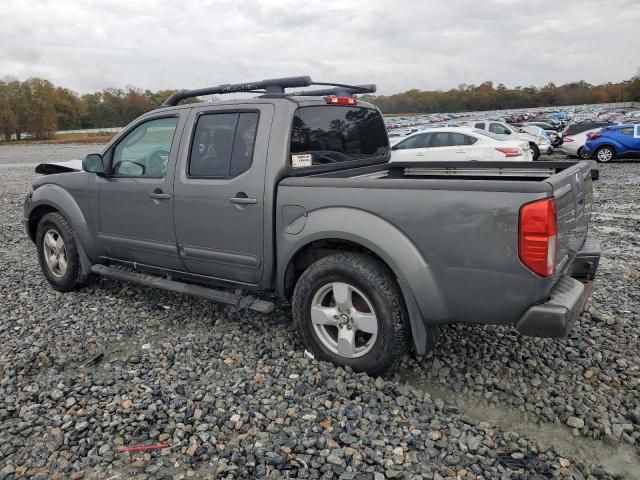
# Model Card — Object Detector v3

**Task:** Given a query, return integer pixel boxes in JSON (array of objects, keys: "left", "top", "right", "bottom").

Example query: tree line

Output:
[
  {"left": 2, "top": 73, "right": 640, "bottom": 141},
  {"left": 0, "top": 78, "right": 187, "bottom": 141},
  {"left": 362, "top": 73, "right": 640, "bottom": 114}
]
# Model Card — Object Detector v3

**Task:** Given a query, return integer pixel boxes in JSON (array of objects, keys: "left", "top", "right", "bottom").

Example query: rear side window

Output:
[
  {"left": 474, "top": 122, "right": 485, "bottom": 129},
  {"left": 189, "top": 112, "right": 258, "bottom": 178},
  {"left": 290, "top": 106, "right": 389, "bottom": 166},
  {"left": 431, "top": 132, "right": 451, "bottom": 147},
  {"left": 619, "top": 127, "right": 634, "bottom": 135},
  {"left": 450, "top": 133, "right": 477, "bottom": 146}
]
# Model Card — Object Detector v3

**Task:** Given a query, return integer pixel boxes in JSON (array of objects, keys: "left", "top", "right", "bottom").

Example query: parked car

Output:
[
  {"left": 471, "top": 121, "right": 552, "bottom": 160},
  {"left": 558, "top": 128, "right": 600, "bottom": 159},
  {"left": 390, "top": 127, "right": 533, "bottom": 162},
  {"left": 563, "top": 121, "right": 612, "bottom": 137},
  {"left": 512, "top": 124, "right": 561, "bottom": 147},
  {"left": 525, "top": 121, "right": 563, "bottom": 132},
  {"left": 583, "top": 124, "right": 640, "bottom": 162},
  {"left": 542, "top": 118, "right": 565, "bottom": 129},
  {"left": 23, "top": 76, "right": 601, "bottom": 375}
]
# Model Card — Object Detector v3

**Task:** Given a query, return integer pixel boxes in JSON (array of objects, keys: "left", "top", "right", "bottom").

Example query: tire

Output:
[
  {"left": 577, "top": 147, "right": 591, "bottom": 160},
  {"left": 594, "top": 146, "right": 615, "bottom": 163},
  {"left": 36, "top": 212, "right": 88, "bottom": 291},
  {"left": 292, "top": 253, "right": 409, "bottom": 376},
  {"left": 529, "top": 143, "right": 540, "bottom": 161}
]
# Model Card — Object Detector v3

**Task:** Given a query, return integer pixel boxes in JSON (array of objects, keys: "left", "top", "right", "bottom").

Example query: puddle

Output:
[{"left": 403, "top": 380, "right": 639, "bottom": 478}]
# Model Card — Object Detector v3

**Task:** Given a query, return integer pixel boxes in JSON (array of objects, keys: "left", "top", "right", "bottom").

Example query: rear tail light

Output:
[
  {"left": 326, "top": 95, "right": 357, "bottom": 105},
  {"left": 519, "top": 198, "right": 557, "bottom": 277},
  {"left": 495, "top": 147, "right": 522, "bottom": 158},
  {"left": 586, "top": 132, "right": 601, "bottom": 140}
]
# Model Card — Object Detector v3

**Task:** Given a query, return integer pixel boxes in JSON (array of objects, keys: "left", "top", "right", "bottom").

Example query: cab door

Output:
[
  {"left": 172, "top": 104, "right": 274, "bottom": 285},
  {"left": 94, "top": 113, "right": 186, "bottom": 270}
]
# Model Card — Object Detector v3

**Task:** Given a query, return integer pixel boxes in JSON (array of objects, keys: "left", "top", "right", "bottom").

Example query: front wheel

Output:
[
  {"left": 529, "top": 143, "right": 540, "bottom": 161},
  {"left": 292, "top": 253, "right": 409, "bottom": 376},
  {"left": 36, "top": 212, "right": 88, "bottom": 291},
  {"left": 595, "top": 146, "right": 615, "bottom": 163}
]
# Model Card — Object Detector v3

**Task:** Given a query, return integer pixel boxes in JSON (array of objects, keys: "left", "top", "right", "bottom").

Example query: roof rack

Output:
[{"left": 161, "top": 76, "right": 376, "bottom": 107}]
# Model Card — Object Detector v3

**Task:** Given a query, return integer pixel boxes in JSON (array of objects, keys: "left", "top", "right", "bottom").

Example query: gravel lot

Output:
[{"left": 0, "top": 145, "right": 638, "bottom": 479}]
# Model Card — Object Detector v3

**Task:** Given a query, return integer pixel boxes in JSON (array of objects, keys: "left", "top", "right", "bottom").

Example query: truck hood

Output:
[{"left": 35, "top": 159, "right": 83, "bottom": 175}]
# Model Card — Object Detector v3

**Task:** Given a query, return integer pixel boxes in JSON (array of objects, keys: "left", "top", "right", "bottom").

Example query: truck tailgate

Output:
[{"left": 545, "top": 161, "right": 592, "bottom": 275}]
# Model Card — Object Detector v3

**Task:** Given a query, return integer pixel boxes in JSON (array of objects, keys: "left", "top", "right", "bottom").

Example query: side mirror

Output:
[
  {"left": 83, "top": 153, "right": 105, "bottom": 174},
  {"left": 391, "top": 144, "right": 398, "bottom": 151}
]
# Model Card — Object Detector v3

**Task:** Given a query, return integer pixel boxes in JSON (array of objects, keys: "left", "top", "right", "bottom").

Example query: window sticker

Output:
[{"left": 291, "top": 153, "right": 312, "bottom": 168}]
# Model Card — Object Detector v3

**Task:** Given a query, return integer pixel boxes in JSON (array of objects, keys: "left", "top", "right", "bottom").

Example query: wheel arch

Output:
[
  {"left": 595, "top": 143, "right": 617, "bottom": 154},
  {"left": 27, "top": 204, "right": 58, "bottom": 242},
  {"left": 277, "top": 207, "right": 449, "bottom": 354},
  {"left": 28, "top": 185, "right": 97, "bottom": 261}
]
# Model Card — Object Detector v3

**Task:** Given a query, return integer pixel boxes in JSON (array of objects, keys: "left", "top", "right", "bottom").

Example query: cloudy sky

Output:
[{"left": 1, "top": 0, "right": 638, "bottom": 95}]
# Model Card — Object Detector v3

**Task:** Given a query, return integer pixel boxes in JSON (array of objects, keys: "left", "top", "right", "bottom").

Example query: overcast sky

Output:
[{"left": 1, "top": 0, "right": 638, "bottom": 95}]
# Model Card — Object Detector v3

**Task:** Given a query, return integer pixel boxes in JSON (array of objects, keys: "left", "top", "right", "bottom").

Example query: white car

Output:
[
  {"left": 390, "top": 127, "right": 533, "bottom": 162},
  {"left": 557, "top": 128, "right": 600, "bottom": 159},
  {"left": 469, "top": 121, "right": 553, "bottom": 160}
]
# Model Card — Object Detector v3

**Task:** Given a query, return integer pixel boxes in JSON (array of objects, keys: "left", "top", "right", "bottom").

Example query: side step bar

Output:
[{"left": 90, "top": 265, "right": 275, "bottom": 314}]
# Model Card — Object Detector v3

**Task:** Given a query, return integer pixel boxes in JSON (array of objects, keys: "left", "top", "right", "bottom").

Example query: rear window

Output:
[{"left": 290, "top": 106, "right": 389, "bottom": 166}]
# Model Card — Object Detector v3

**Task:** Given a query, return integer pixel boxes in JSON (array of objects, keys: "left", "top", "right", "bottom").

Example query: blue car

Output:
[{"left": 583, "top": 124, "right": 640, "bottom": 163}]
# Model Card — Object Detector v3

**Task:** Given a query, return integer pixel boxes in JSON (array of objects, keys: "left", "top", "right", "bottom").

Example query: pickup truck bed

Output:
[{"left": 277, "top": 160, "right": 599, "bottom": 347}]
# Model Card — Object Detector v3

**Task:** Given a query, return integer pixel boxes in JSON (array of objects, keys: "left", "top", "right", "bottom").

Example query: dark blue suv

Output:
[{"left": 583, "top": 124, "right": 640, "bottom": 162}]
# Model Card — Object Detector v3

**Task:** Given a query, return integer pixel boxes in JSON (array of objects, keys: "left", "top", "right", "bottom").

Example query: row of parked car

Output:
[{"left": 388, "top": 114, "right": 640, "bottom": 163}]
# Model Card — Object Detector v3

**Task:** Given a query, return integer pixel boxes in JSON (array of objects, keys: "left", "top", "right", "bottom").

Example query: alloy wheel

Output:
[
  {"left": 43, "top": 229, "right": 68, "bottom": 278},
  {"left": 310, "top": 282, "right": 378, "bottom": 359}
]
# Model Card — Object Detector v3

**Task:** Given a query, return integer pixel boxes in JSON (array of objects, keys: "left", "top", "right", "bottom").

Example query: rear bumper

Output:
[
  {"left": 516, "top": 276, "right": 584, "bottom": 337},
  {"left": 516, "top": 237, "right": 601, "bottom": 337},
  {"left": 557, "top": 144, "right": 579, "bottom": 156}
]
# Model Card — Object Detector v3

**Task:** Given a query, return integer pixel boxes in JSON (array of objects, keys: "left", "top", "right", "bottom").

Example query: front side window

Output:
[
  {"left": 112, "top": 117, "right": 178, "bottom": 177},
  {"left": 290, "top": 106, "right": 388, "bottom": 166},
  {"left": 189, "top": 112, "right": 258, "bottom": 178},
  {"left": 489, "top": 122, "right": 510, "bottom": 135},
  {"left": 475, "top": 122, "right": 485, "bottom": 129},
  {"left": 395, "top": 133, "right": 430, "bottom": 150}
]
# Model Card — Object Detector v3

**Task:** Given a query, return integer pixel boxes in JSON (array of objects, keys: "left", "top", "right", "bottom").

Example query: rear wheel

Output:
[
  {"left": 577, "top": 147, "right": 592, "bottom": 160},
  {"left": 529, "top": 143, "right": 540, "bottom": 161},
  {"left": 36, "top": 212, "right": 87, "bottom": 291},
  {"left": 292, "top": 253, "right": 409, "bottom": 376},
  {"left": 595, "top": 146, "right": 615, "bottom": 163}
]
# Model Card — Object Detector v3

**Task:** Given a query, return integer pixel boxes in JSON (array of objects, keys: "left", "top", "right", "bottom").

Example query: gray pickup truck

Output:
[{"left": 23, "top": 76, "right": 601, "bottom": 375}]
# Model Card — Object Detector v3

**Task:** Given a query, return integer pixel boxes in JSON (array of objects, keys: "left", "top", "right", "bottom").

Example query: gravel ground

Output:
[{"left": 1, "top": 145, "right": 639, "bottom": 479}]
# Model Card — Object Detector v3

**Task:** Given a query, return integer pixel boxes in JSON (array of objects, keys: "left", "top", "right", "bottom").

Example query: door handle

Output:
[
  {"left": 149, "top": 192, "right": 171, "bottom": 200},
  {"left": 230, "top": 196, "right": 257, "bottom": 205}
]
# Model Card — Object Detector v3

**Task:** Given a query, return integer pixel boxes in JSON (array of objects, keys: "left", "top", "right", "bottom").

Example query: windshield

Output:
[{"left": 290, "top": 106, "right": 389, "bottom": 166}]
